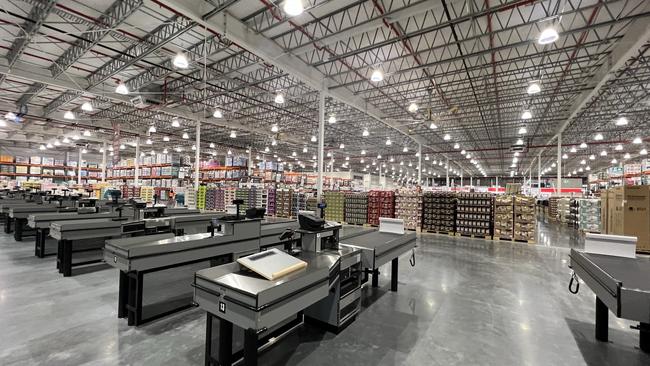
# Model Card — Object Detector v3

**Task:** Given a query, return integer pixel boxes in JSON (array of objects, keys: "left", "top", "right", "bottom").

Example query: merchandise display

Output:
[
  {"left": 548, "top": 196, "right": 559, "bottom": 221},
  {"left": 455, "top": 192, "right": 492, "bottom": 237},
  {"left": 276, "top": 189, "right": 293, "bottom": 218},
  {"left": 344, "top": 193, "right": 367, "bottom": 225},
  {"left": 513, "top": 195, "right": 536, "bottom": 242},
  {"left": 367, "top": 190, "right": 395, "bottom": 226},
  {"left": 421, "top": 192, "right": 456, "bottom": 233},
  {"left": 558, "top": 198, "right": 571, "bottom": 224},
  {"left": 494, "top": 195, "right": 514, "bottom": 239},
  {"left": 577, "top": 198, "right": 601, "bottom": 233},
  {"left": 323, "top": 191, "right": 345, "bottom": 222},
  {"left": 395, "top": 189, "right": 422, "bottom": 230}
]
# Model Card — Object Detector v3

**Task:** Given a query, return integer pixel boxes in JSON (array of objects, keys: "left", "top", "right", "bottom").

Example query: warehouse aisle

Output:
[{"left": 0, "top": 226, "right": 648, "bottom": 366}]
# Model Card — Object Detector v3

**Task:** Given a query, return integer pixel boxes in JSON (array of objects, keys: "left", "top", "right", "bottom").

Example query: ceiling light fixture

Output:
[
  {"left": 64, "top": 110, "right": 74, "bottom": 120},
  {"left": 641, "top": 149, "right": 648, "bottom": 155},
  {"left": 163, "top": 136, "right": 170, "bottom": 142},
  {"left": 283, "top": 0, "right": 304, "bottom": 16},
  {"left": 429, "top": 123, "right": 437, "bottom": 129},
  {"left": 594, "top": 133, "right": 603, "bottom": 141},
  {"left": 443, "top": 134, "right": 450, "bottom": 141},
  {"left": 83, "top": 130, "right": 91, "bottom": 137},
  {"left": 311, "top": 135, "right": 317, "bottom": 142},
  {"left": 145, "top": 138, "right": 152, "bottom": 145},
  {"left": 115, "top": 82, "right": 129, "bottom": 95},
  {"left": 274, "top": 92, "right": 285, "bottom": 104},
  {"left": 120, "top": 144, "right": 125, "bottom": 150},
  {"left": 600, "top": 150, "right": 607, "bottom": 156},
  {"left": 569, "top": 147, "right": 577, "bottom": 153},
  {"left": 624, "top": 153, "right": 631, "bottom": 159},
  {"left": 370, "top": 68, "right": 384, "bottom": 82},
  {"left": 213, "top": 109, "right": 223, "bottom": 118},
  {"left": 230, "top": 130, "right": 237, "bottom": 138},
  {"left": 171, "top": 118, "right": 180, "bottom": 128},
  {"left": 172, "top": 52, "right": 189, "bottom": 69},
  {"left": 518, "top": 127, "right": 527, "bottom": 135},
  {"left": 271, "top": 139, "right": 277, "bottom": 146},
  {"left": 81, "top": 102, "right": 93, "bottom": 112},
  {"left": 615, "top": 117, "right": 628, "bottom": 126},
  {"left": 271, "top": 124, "right": 279, "bottom": 133},
  {"left": 385, "top": 138, "right": 392, "bottom": 146},
  {"left": 148, "top": 125, "right": 156, "bottom": 133},
  {"left": 615, "top": 144, "right": 623, "bottom": 151},
  {"left": 521, "top": 110, "right": 532, "bottom": 120},
  {"left": 633, "top": 137, "right": 642, "bottom": 144},
  {"left": 72, "top": 133, "right": 80, "bottom": 140},
  {"left": 53, "top": 140, "right": 60, "bottom": 146},
  {"left": 527, "top": 81, "right": 541, "bottom": 95},
  {"left": 339, "top": 143, "right": 345, "bottom": 149},
  {"left": 182, "top": 132, "right": 189, "bottom": 139},
  {"left": 580, "top": 142, "right": 588, "bottom": 149},
  {"left": 538, "top": 27, "right": 559, "bottom": 45},
  {"left": 516, "top": 138, "right": 524, "bottom": 145},
  {"left": 408, "top": 102, "right": 418, "bottom": 113},
  {"left": 328, "top": 115, "right": 336, "bottom": 124}
]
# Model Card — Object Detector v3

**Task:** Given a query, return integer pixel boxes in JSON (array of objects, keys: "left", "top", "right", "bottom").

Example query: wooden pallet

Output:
[
  {"left": 636, "top": 248, "right": 650, "bottom": 255},
  {"left": 455, "top": 232, "right": 492, "bottom": 240},
  {"left": 424, "top": 230, "right": 455, "bottom": 236},
  {"left": 345, "top": 222, "right": 365, "bottom": 226},
  {"left": 495, "top": 237, "right": 535, "bottom": 244}
]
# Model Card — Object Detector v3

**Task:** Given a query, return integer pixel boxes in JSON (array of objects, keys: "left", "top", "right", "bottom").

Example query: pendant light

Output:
[{"left": 538, "top": 27, "right": 559, "bottom": 45}]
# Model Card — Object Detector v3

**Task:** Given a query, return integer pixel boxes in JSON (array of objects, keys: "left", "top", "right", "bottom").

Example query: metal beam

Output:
[
  {"left": 49, "top": 0, "right": 143, "bottom": 78},
  {"left": 155, "top": 0, "right": 432, "bottom": 149},
  {"left": 543, "top": 7, "right": 650, "bottom": 152}
]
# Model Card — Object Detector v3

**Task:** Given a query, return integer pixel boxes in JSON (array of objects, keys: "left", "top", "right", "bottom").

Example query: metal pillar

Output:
[
  {"left": 77, "top": 148, "right": 82, "bottom": 185},
  {"left": 317, "top": 89, "right": 325, "bottom": 201},
  {"left": 538, "top": 156, "right": 541, "bottom": 195},
  {"left": 470, "top": 176, "right": 473, "bottom": 187},
  {"left": 379, "top": 164, "right": 382, "bottom": 188},
  {"left": 445, "top": 158, "right": 449, "bottom": 190},
  {"left": 247, "top": 147, "right": 252, "bottom": 176},
  {"left": 101, "top": 142, "right": 107, "bottom": 182},
  {"left": 496, "top": 176, "right": 499, "bottom": 187},
  {"left": 195, "top": 121, "right": 201, "bottom": 190},
  {"left": 417, "top": 143, "right": 422, "bottom": 183},
  {"left": 460, "top": 172, "right": 463, "bottom": 187},
  {"left": 134, "top": 137, "right": 140, "bottom": 187},
  {"left": 557, "top": 133, "right": 562, "bottom": 195}
]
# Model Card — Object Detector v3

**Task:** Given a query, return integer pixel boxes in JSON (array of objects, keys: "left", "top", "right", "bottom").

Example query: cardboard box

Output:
[
  {"left": 610, "top": 187, "right": 624, "bottom": 235},
  {"left": 600, "top": 190, "right": 609, "bottom": 234},
  {"left": 623, "top": 185, "right": 650, "bottom": 252}
]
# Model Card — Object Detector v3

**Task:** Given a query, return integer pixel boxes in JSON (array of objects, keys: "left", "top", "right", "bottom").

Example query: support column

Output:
[
  {"left": 538, "top": 156, "right": 541, "bottom": 195},
  {"left": 195, "top": 121, "right": 201, "bottom": 190},
  {"left": 496, "top": 176, "right": 499, "bottom": 188},
  {"left": 317, "top": 89, "right": 325, "bottom": 201},
  {"left": 134, "top": 137, "right": 140, "bottom": 187},
  {"left": 445, "top": 158, "right": 449, "bottom": 190},
  {"left": 379, "top": 163, "right": 382, "bottom": 189},
  {"left": 529, "top": 168, "right": 532, "bottom": 195},
  {"left": 101, "top": 142, "right": 107, "bottom": 182},
  {"left": 470, "top": 176, "right": 473, "bottom": 187},
  {"left": 247, "top": 147, "right": 252, "bottom": 177},
  {"left": 460, "top": 172, "right": 463, "bottom": 187},
  {"left": 417, "top": 143, "right": 422, "bottom": 183},
  {"left": 77, "top": 147, "right": 82, "bottom": 185},
  {"left": 557, "top": 133, "right": 562, "bottom": 195}
]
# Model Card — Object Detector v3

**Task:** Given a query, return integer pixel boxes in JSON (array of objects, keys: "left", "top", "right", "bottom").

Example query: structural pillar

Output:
[
  {"left": 134, "top": 137, "right": 140, "bottom": 187},
  {"left": 557, "top": 133, "right": 562, "bottom": 195},
  {"left": 445, "top": 158, "right": 449, "bottom": 190},
  {"left": 496, "top": 176, "right": 499, "bottom": 188},
  {"left": 538, "top": 156, "right": 541, "bottom": 194},
  {"left": 77, "top": 148, "right": 82, "bottom": 185},
  {"left": 101, "top": 142, "right": 107, "bottom": 182},
  {"left": 247, "top": 147, "right": 252, "bottom": 176},
  {"left": 317, "top": 89, "right": 325, "bottom": 201},
  {"left": 460, "top": 172, "right": 463, "bottom": 187},
  {"left": 195, "top": 121, "right": 201, "bottom": 190},
  {"left": 470, "top": 176, "right": 473, "bottom": 187},
  {"left": 417, "top": 143, "right": 422, "bottom": 184}
]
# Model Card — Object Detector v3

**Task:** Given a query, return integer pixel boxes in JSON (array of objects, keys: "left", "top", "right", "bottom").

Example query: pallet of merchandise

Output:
[
  {"left": 513, "top": 195, "right": 536, "bottom": 242},
  {"left": 367, "top": 190, "right": 395, "bottom": 226},
  {"left": 344, "top": 192, "right": 367, "bottom": 225},
  {"left": 395, "top": 189, "right": 422, "bottom": 231},
  {"left": 323, "top": 191, "right": 345, "bottom": 222},
  {"left": 493, "top": 195, "right": 513, "bottom": 241},
  {"left": 421, "top": 191, "right": 456, "bottom": 233},
  {"left": 548, "top": 196, "right": 560, "bottom": 221},
  {"left": 577, "top": 198, "right": 601, "bottom": 233},
  {"left": 266, "top": 188, "right": 276, "bottom": 215},
  {"left": 456, "top": 192, "right": 493, "bottom": 238}
]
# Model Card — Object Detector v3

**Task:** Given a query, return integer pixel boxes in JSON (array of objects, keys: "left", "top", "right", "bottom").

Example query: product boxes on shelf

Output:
[
  {"left": 513, "top": 195, "right": 536, "bottom": 242},
  {"left": 494, "top": 195, "right": 513, "bottom": 239},
  {"left": 367, "top": 190, "right": 395, "bottom": 226},
  {"left": 421, "top": 192, "right": 456, "bottom": 233},
  {"left": 577, "top": 198, "right": 601, "bottom": 233},
  {"left": 323, "top": 191, "right": 345, "bottom": 222},
  {"left": 456, "top": 192, "right": 493, "bottom": 237},
  {"left": 395, "top": 189, "right": 422, "bottom": 230},
  {"left": 345, "top": 192, "right": 368, "bottom": 225}
]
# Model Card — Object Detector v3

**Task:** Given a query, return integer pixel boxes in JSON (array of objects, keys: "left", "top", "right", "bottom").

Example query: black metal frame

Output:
[
  {"left": 118, "top": 255, "right": 232, "bottom": 326},
  {"left": 365, "top": 258, "right": 400, "bottom": 292},
  {"left": 4, "top": 215, "right": 13, "bottom": 233},
  {"left": 34, "top": 227, "right": 56, "bottom": 257},
  {"left": 13, "top": 218, "right": 35, "bottom": 241},
  {"left": 594, "top": 296, "right": 650, "bottom": 352},
  {"left": 56, "top": 239, "right": 105, "bottom": 277}
]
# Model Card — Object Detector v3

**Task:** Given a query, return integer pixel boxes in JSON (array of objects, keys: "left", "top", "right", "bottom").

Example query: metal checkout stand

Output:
[
  {"left": 49, "top": 192, "right": 204, "bottom": 277},
  {"left": 568, "top": 234, "right": 650, "bottom": 352},
  {"left": 103, "top": 203, "right": 300, "bottom": 326},
  {"left": 193, "top": 210, "right": 417, "bottom": 366}
]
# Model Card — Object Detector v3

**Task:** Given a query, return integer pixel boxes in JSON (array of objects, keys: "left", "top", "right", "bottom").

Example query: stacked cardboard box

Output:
[
  {"left": 609, "top": 185, "right": 650, "bottom": 252},
  {"left": 456, "top": 192, "right": 492, "bottom": 237},
  {"left": 276, "top": 189, "right": 293, "bottom": 218},
  {"left": 196, "top": 185, "right": 207, "bottom": 209},
  {"left": 395, "top": 190, "right": 422, "bottom": 230},
  {"left": 577, "top": 198, "right": 601, "bottom": 233},
  {"left": 558, "top": 198, "right": 571, "bottom": 224},
  {"left": 514, "top": 195, "right": 536, "bottom": 242},
  {"left": 266, "top": 188, "right": 276, "bottom": 215},
  {"left": 421, "top": 192, "right": 456, "bottom": 233},
  {"left": 600, "top": 190, "right": 609, "bottom": 234},
  {"left": 323, "top": 191, "right": 345, "bottom": 222},
  {"left": 494, "top": 195, "right": 514, "bottom": 239},
  {"left": 345, "top": 193, "right": 367, "bottom": 225},
  {"left": 548, "top": 196, "right": 560, "bottom": 221},
  {"left": 367, "top": 190, "right": 395, "bottom": 226},
  {"left": 291, "top": 191, "right": 307, "bottom": 217}
]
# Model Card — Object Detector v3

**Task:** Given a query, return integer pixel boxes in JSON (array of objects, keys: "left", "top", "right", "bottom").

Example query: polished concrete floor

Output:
[{"left": 1, "top": 215, "right": 649, "bottom": 365}]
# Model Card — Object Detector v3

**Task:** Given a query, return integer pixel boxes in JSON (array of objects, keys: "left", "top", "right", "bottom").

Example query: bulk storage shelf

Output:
[
  {"left": 493, "top": 195, "right": 514, "bottom": 240},
  {"left": 513, "top": 195, "right": 536, "bottom": 243},
  {"left": 345, "top": 193, "right": 368, "bottom": 225},
  {"left": 323, "top": 191, "right": 345, "bottom": 222},
  {"left": 367, "top": 190, "right": 395, "bottom": 226},
  {"left": 395, "top": 190, "right": 422, "bottom": 231}
]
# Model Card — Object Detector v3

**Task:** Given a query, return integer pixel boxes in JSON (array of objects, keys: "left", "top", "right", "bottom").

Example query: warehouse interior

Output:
[{"left": 1, "top": 0, "right": 650, "bottom": 365}]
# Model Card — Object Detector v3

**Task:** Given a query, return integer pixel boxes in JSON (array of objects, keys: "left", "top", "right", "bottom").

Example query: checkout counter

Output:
[{"left": 194, "top": 214, "right": 416, "bottom": 366}]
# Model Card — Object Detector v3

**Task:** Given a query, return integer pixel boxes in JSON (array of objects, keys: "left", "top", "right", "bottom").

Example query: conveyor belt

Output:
[
  {"left": 341, "top": 231, "right": 416, "bottom": 256},
  {"left": 339, "top": 225, "right": 375, "bottom": 240},
  {"left": 579, "top": 252, "right": 650, "bottom": 291}
]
